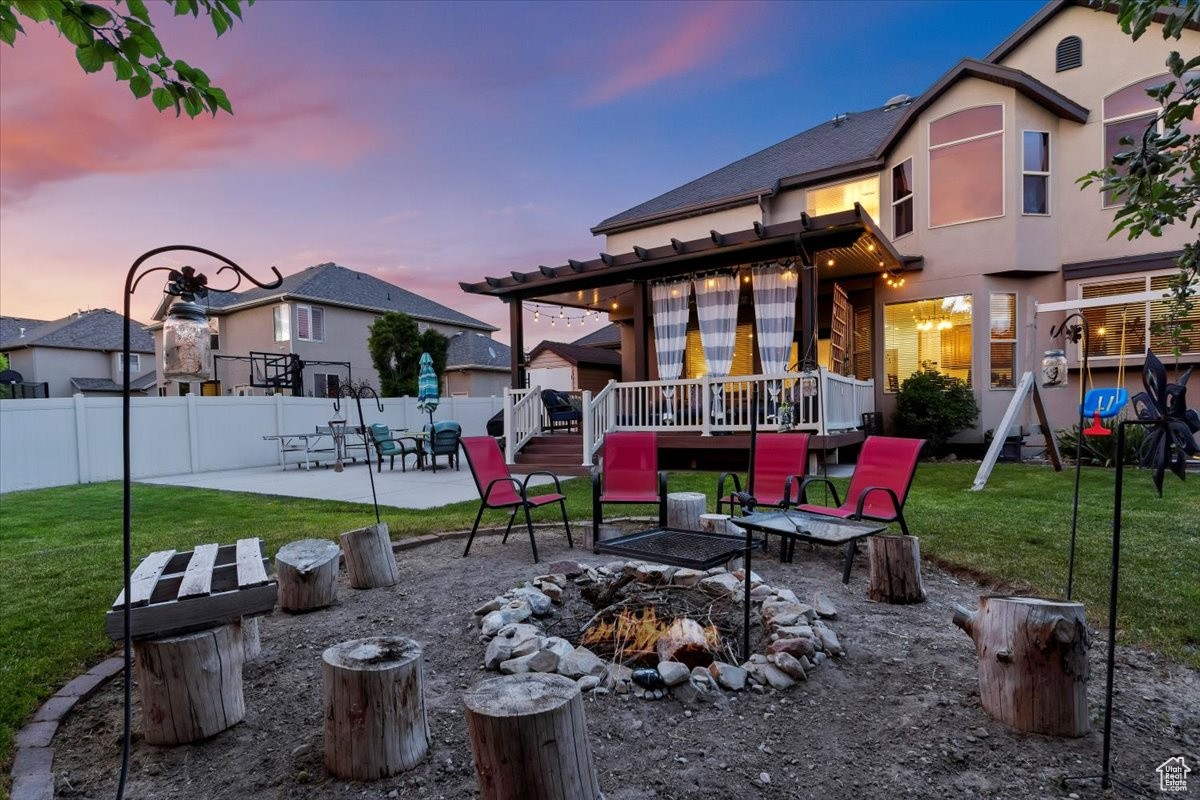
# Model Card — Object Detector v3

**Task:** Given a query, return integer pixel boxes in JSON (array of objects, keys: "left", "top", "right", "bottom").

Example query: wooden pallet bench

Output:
[{"left": 106, "top": 538, "right": 277, "bottom": 641}]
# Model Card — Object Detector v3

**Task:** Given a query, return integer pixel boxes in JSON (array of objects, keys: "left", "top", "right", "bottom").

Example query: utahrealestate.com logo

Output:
[{"left": 1156, "top": 756, "right": 1191, "bottom": 793}]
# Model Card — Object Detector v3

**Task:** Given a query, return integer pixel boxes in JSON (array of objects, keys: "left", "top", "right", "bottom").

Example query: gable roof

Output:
[
  {"left": 0, "top": 316, "right": 50, "bottom": 347},
  {"left": 0, "top": 309, "right": 154, "bottom": 353},
  {"left": 592, "top": 104, "right": 902, "bottom": 235},
  {"left": 529, "top": 340, "right": 622, "bottom": 368},
  {"left": 445, "top": 331, "right": 510, "bottom": 371},
  {"left": 198, "top": 263, "right": 497, "bottom": 332},
  {"left": 571, "top": 323, "right": 621, "bottom": 350},
  {"left": 71, "top": 373, "right": 157, "bottom": 393}
]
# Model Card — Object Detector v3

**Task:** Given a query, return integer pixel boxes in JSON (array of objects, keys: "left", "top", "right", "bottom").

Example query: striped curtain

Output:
[
  {"left": 651, "top": 279, "right": 691, "bottom": 420},
  {"left": 752, "top": 263, "right": 799, "bottom": 404},
  {"left": 693, "top": 272, "right": 740, "bottom": 420}
]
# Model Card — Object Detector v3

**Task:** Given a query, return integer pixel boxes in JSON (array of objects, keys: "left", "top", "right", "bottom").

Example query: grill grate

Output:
[{"left": 594, "top": 528, "right": 752, "bottom": 570}]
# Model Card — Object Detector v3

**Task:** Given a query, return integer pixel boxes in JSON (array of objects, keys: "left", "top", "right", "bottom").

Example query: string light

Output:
[{"left": 524, "top": 302, "right": 605, "bottom": 324}]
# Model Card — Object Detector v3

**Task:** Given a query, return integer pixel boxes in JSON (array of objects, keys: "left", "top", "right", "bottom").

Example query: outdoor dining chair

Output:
[
  {"left": 423, "top": 420, "right": 462, "bottom": 470},
  {"left": 716, "top": 432, "right": 810, "bottom": 516},
  {"left": 591, "top": 432, "right": 667, "bottom": 552},
  {"left": 796, "top": 435, "right": 925, "bottom": 534},
  {"left": 367, "top": 424, "right": 422, "bottom": 473},
  {"left": 460, "top": 436, "right": 571, "bottom": 564}
]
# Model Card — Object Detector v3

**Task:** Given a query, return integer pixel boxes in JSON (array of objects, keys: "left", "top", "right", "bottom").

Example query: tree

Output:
[
  {"left": 367, "top": 312, "right": 448, "bottom": 397},
  {"left": 1078, "top": 0, "right": 1199, "bottom": 355},
  {"left": 0, "top": 0, "right": 252, "bottom": 117}
]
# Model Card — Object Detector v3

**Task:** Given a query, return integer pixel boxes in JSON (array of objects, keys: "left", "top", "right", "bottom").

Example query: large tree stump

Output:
[
  {"left": 867, "top": 534, "right": 926, "bottom": 604},
  {"left": 655, "top": 617, "right": 716, "bottom": 669},
  {"left": 953, "top": 595, "right": 1090, "bottom": 737},
  {"left": 276, "top": 538, "right": 341, "bottom": 611},
  {"left": 134, "top": 624, "right": 245, "bottom": 745},
  {"left": 323, "top": 636, "right": 430, "bottom": 780},
  {"left": 666, "top": 492, "right": 706, "bottom": 531},
  {"left": 464, "top": 673, "right": 601, "bottom": 800},
  {"left": 340, "top": 523, "right": 398, "bottom": 589}
]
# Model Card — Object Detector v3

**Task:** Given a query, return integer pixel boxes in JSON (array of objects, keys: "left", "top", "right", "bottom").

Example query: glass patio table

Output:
[{"left": 728, "top": 510, "right": 887, "bottom": 583}]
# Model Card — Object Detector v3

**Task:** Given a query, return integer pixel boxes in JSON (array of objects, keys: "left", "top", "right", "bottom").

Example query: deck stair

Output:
[{"left": 511, "top": 434, "right": 589, "bottom": 477}]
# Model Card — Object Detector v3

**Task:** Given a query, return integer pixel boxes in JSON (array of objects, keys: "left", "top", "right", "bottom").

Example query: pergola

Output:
[{"left": 460, "top": 205, "right": 923, "bottom": 387}]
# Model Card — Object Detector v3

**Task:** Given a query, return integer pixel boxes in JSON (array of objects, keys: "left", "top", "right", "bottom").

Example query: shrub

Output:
[
  {"left": 1055, "top": 417, "right": 1146, "bottom": 467},
  {"left": 893, "top": 369, "right": 980, "bottom": 452}
]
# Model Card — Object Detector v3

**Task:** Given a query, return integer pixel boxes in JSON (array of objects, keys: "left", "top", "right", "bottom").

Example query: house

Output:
[
  {"left": 444, "top": 331, "right": 511, "bottom": 397},
  {"left": 527, "top": 340, "right": 622, "bottom": 393},
  {"left": 150, "top": 262, "right": 502, "bottom": 397},
  {"left": 463, "top": 0, "right": 1199, "bottom": 468},
  {"left": 0, "top": 309, "right": 157, "bottom": 397}
]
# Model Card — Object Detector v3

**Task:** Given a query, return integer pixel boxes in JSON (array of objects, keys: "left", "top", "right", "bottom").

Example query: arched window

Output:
[{"left": 1055, "top": 36, "right": 1082, "bottom": 72}]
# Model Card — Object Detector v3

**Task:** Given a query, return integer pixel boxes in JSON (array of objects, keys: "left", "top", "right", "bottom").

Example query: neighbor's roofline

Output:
[{"left": 150, "top": 294, "right": 498, "bottom": 332}]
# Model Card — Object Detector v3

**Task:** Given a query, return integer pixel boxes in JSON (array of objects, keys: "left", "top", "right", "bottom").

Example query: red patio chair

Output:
[
  {"left": 716, "top": 433, "right": 810, "bottom": 516},
  {"left": 591, "top": 432, "right": 667, "bottom": 551},
  {"left": 797, "top": 435, "right": 924, "bottom": 534},
  {"left": 461, "top": 436, "right": 571, "bottom": 564}
]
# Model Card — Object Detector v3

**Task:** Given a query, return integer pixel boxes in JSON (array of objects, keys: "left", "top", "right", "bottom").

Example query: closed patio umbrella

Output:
[{"left": 416, "top": 352, "right": 441, "bottom": 471}]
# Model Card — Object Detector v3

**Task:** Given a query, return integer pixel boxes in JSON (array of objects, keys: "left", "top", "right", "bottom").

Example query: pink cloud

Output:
[{"left": 579, "top": 2, "right": 756, "bottom": 106}]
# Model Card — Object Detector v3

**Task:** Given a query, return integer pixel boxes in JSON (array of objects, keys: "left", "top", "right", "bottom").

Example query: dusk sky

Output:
[{"left": 0, "top": 0, "right": 1045, "bottom": 345}]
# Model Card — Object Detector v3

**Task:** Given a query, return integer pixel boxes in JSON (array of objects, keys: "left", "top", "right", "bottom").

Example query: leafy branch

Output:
[{"left": 0, "top": 0, "right": 252, "bottom": 117}]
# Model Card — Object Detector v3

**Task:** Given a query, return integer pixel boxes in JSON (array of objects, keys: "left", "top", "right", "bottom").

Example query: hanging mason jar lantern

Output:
[
  {"left": 162, "top": 299, "right": 212, "bottom": 381},
  {"left": 1041, "top": 349, "right": 1068, "bottom": 389}
]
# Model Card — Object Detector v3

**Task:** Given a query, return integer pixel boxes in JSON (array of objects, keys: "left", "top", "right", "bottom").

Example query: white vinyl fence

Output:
[{"left": 0, "top": 394, "right": 504, "bottom": 493}]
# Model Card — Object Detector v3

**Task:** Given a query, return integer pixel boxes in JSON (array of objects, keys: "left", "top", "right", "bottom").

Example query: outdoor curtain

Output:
[
  {"left": 693, "top": 272, "right": 740, "bottom": 420},
  {"left": 651, "top": 278, "right": 691, "bottom": 421},
  {"left": 751, "top": 263, "right": 799, "bottom": 403}
]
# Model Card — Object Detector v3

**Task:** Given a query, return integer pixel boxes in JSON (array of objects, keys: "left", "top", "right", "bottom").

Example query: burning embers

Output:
[{"left": 473, "top": 559, "right": 846, "bottom": 699}]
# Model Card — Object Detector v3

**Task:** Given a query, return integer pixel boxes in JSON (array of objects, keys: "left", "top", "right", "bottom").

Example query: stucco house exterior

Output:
[
  {"left": 462, "top": 0, "right": 1199, "bottom": 467},
  {"left": 0, "top": 309, "right": 157, "bottom": 397},
  {"left": 150, "top": 262, "right": 504, "bottom": 397},
  {"left": 444, "top": 330, "right": 511, "bottom": 397}
]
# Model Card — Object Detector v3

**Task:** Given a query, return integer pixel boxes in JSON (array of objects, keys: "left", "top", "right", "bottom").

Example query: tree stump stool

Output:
[
  {"left": 464, "top": 673, "right": 602, "bottom": 800},
  {"left": 953, "top": 595, "right": 1091, "bottom": 737},
  {"left": 867, "top": 534, "right": 926, "bottom": 604},
  {"left": 698, "top": 513, "right": 735, "bottom": 536},
  {"left": 666, "top": 492, "right": 706, "bottom": 531},
  {"left": 134, "top": 624, "right": 245, "bottom": 745},
  {"left": 323, "top": 636, "right": 430, "bottom": 780},
  {"left": 276, "top": 538, "right": 341, "bottom": 611},
  {"left": 240, "top": 616, "right": 261, "bottom": 660},
  {"left": 340, "top": 523, "right": 398, "bottom": 589}
]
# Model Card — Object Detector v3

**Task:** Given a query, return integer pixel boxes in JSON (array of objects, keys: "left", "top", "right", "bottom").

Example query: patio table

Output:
[
  {"left": 728, "top": 510, "right": 887, "bottom": 583},
  {"left": 262, "top": 431, "right": 333, "bottom": 471},
  {"left": 393, "top": 429, "right": 432, "bottom": 470}
]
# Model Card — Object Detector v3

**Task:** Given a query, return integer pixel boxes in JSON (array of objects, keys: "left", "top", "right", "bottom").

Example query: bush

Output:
[
  {"left": 1055, "top": 417, "right": 1146, "bottom": 467},
  {"left": 893, "top": 369, "right": 980, "bottom": 452}
]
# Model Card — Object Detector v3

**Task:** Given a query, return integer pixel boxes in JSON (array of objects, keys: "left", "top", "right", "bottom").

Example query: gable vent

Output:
[{"left": 1056, "top": 36, "right": 1082, "bottom": 72}]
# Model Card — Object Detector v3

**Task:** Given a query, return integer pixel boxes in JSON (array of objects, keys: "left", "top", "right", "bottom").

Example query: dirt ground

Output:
[{"left": 53, "top": 529, "right": 1199, "bottom": 800}]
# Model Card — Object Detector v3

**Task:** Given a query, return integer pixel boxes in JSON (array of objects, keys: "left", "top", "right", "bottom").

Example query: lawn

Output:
[{"left": 1, "top": 463, "right": 1196, "bottom": 770}]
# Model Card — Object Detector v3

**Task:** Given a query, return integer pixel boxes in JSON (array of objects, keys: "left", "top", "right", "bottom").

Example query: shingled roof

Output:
[
  {"left": 445, "top": 331, "right": 510, "bottom": 371},
  {"left": 203, "top": 263, "right": 496, "bottom": 332},
  {"left": 0, "top": 316, "right": 49, "bottom": 347},
  {"left": 0, "top": 309, "right": 154, "bottom": 353},
  {"left": 528, "top": 340, "right": 621, "bottom": 367},
  {"left": 592, "top": 105, "right": 904, "bottom": 234},
  {"left": 70, "top": 373, "right": 157, "bottom": 393},
  {"left": 571, "top": 323, "right": 621, "bottom": 350}
]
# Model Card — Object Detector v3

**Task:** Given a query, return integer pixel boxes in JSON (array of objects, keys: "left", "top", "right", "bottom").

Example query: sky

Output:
[{"left": 0, "top": 0, "right": 1046, "bottom": 346}]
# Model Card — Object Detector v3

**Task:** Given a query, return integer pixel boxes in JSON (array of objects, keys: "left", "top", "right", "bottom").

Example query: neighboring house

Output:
[
  {"left": 0, "top": 309, "right": 157, "bottom": 397},
  {"left": 464, "top": 0, "right": 1199, "bottom": 463},
  {"left": 150, "top": 262, "right": 500, "bottom": 397},
  {"left": 444, "top": 331, "right": 510, "bottom": 397},
  {"left": 570, "top": 323, "right": 622, "bottom": 352},
  {"left": 527, "top": 341, "right": 622, "bottom": 393}
]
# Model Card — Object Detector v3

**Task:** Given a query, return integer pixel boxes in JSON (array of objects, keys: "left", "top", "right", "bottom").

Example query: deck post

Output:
[
  {"left": 503, "top": 388, "right": 514, "bottom": 464},
  {"left": 701, "top": 375, "right": 713, "bottom": 437},
  {"left": 509, "top": 298, "right": 525, "bottom": 390},
  {"left": 580, "top": 390, "right": 593, "bottom": 466},
  {"left": 632, "top": 282, "right": 649, "bottom": 381}
]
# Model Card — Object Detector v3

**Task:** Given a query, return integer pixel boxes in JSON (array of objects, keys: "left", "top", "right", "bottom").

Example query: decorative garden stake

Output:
[
  {"left": 119, "top": 247, "right": 280, "bottom": 800},
  {"left": 1048, "top": 314, "right": 1091, "bottom": 600},
  {"left": 333, "top": 380, "right": 386, "bottom": 523}
]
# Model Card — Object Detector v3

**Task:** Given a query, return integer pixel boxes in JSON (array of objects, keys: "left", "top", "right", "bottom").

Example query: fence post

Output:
[
  {"left": 73, "top": 394, "right": 90, "bottom": 484},
  {"left": 580, "top": 390, "right": 593, "bottom": 467},
  {"left": 274, "top": 394, "right": 286, "bottom": 468},
  {"left": 186, "top": 393, "right": 201, "bottom": 474},
  {"left": 701, "top": 375, "right": 713, "bottom": 437},
  {"left": 503, "top": 389, "right": 514, "bottom": 464}
]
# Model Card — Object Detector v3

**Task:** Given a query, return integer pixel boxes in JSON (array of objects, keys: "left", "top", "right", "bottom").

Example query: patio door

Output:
[{"left": 830, "top": 283, "right": 852, "bottom": 376}]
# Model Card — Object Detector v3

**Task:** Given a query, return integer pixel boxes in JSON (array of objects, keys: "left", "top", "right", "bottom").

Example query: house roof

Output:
[
  {"left": 571, "top": 323, "right": 621, "bottom": 350},
  {"left": 0, "top": 309, "right": 155, "bottom": 353},
  {"left": 196, "top": 263, "right": 497, "bottom": 332},
  {"left": 445, "top": 331, "right": 510, "bottom": 371},
  {"left": 529, "top": 340, "right": 622, "bottom": 368},
  {"left": 71, "top": 373, "right": 157, "bottom": 393},
  {"left": 0, "top": 316, "right": 50, "bottom": 346}
]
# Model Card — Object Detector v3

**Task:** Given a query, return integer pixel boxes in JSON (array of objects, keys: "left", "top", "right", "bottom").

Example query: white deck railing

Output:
[{"left": 504, "top": 370, "right": 875, "bottom": 466}]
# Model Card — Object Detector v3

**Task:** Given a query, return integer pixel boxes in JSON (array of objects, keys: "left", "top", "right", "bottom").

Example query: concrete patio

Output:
[{"left": 141, "top": 460, "right": 563, "bottom": 509}]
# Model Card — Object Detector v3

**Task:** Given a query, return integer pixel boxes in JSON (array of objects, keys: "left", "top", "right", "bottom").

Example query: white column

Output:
[
  {"left": 580, "top": 390, "right": 593, "bottom": 466},
  {"left": 73, "top": 394, "right": 90, "bottom": 484},
  {"left": 186, "top": 393, "right": 200, "bottom": 474}
]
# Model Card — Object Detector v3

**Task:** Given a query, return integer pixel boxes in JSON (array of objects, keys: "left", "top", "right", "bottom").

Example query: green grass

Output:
[{"left": 1, "top": 463, "right": 1196, "bottom": 769}]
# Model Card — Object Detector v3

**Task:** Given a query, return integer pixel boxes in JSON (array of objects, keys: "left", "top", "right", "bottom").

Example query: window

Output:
[
  {"left": 209, "top": 317, "right": 220, "bottom": 351},
  {"left": 313, "top": 372, "right": 341, "bottom": 398},
  {"left": 684, "top": 322, "right": 755, "bottom": 379},
  {"left": 296, "top": 305, "right": 324, "bottom": 342},
  {"left": 806, "top": 175, "right": 880, "bottom": 221},
  {"left": 891, "top": 158, "right": 913, "bottom": 238},
  {"left": 928, "top": 105, "right": 1004, "bottom": 227},
  {"left": 117, "top": 352, "right": 141, "bottom": 373},
  {"left": 1022, "top": 131, "right": 1050, "bottom": 215},
  {"left": 1055, "top": 36, "right": 1082, "bottom": 72},
  {"left": 884, "top": 295, "right": 973, "bottom": 391},
  {"left": 1080, "top": 274, "right": 1200, "bottom": 358},
  {"left": 273, "top": 305, "right": 290, "bottom": 342},
  {"left": 989, "top": 293, "right": 1017, "bottom": 388},
  {"left": 1102, "top": 72, "right": 1200, "bottom": 207}
]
